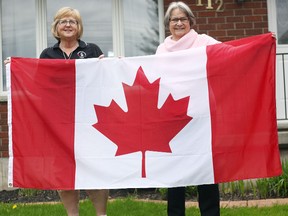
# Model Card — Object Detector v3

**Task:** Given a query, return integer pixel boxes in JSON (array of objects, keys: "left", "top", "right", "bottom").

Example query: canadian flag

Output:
[{"left": 7, "top": 33, "right": 282, "bottom": 190}]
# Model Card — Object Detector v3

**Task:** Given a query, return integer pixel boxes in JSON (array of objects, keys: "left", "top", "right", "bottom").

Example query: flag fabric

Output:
[{"left": 7, "top": 33, "right": 282, "bottom": 190}]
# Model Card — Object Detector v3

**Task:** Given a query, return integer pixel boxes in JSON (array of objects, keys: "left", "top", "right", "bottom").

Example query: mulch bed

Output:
[
  {"left": 1, "top": 188, "right": 275, "bottom": 204},
  {"left": 0, "top": 188, "right": 164, "bottom": 204}
]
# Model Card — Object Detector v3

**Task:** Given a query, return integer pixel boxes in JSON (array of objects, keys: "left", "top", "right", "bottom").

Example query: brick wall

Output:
[
  {"left": 163, "top": 0, "right": 269, "bottom": 42},
  {"left": 0, "top": 0, "right": 270, "bottom": 158}
]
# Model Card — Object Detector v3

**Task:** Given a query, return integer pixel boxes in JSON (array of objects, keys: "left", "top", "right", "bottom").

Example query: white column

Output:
[
  {"left": 112, "top": 0, "right": 125, "bottom": 57},
  {"left": 35, "top": 0, "right": 47, "bottom": 57}
]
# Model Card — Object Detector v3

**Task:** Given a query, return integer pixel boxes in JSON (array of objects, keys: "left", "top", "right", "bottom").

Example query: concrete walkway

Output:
[
  {"left": 136, "top": 198, "right": 288, "bottom": 208},
  {"left": 188, "top": 198, "right": 288, "bottom": 208},
  {"left": 219, "top": 198, "right": 288, "bottom": 208},
  {"left": 25, "top": 198, "right": 288, "bottom": 209}
]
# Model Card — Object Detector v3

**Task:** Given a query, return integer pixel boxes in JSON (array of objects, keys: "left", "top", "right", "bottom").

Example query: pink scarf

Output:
[{"left": 156, "top": 29, "right": 219, "bottom": 54}]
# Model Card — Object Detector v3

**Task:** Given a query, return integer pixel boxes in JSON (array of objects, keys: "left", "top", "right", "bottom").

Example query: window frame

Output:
[
  {"left": 267, "top": 0, "right": 288, "bottom": 124},
  {"left": 0, "top": 0, "right": 4, "bottom": 99}
]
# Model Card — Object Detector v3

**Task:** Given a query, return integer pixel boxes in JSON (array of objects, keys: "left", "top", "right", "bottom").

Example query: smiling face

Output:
[
  {"left": 56, "top": 16, "right": 79, "bottom": 41},
  {"left": 169, "top": 8, "right": 191, "bottom": 41}
]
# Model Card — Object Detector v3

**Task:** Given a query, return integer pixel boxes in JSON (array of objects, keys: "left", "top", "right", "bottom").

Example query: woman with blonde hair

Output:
[{"left": 40, "top": 7, "right": 108, "bottom": 216}]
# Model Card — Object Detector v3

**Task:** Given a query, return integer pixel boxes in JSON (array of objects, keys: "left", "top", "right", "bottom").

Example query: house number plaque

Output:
[{"left": 196, "top": 0, "right": 224, "bottom": 12}]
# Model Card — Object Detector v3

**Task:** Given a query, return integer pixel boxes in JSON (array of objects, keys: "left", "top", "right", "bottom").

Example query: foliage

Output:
[
  {"left": 157, "top": 188, "right": 167, "bottom": 199},
  {"left": 254, "top": 159, "right": 288, "bottom": 198},
  {"left": 157, "top": 159, "right": 288, "bottom": 201},
  {"left": 221, "top": 159, "right": 288, "bottom": 200},
  {"left": 18, "top": 189, "right": 40, "bottom": 197}
]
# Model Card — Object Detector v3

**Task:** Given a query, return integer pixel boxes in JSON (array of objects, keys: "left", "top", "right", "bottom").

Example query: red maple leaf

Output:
[{"left": 93, "top": 66, "right": 192, "bottom": 178}]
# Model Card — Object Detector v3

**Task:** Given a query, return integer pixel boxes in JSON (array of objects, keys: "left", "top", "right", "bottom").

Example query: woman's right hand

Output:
[{"left": 4, "top": 57, "right": 11, "bottom": 65}]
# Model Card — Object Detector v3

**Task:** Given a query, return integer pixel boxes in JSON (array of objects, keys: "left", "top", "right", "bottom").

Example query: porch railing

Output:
[{"left": 276, "top": 53, "right": 288, "bottom": 121}]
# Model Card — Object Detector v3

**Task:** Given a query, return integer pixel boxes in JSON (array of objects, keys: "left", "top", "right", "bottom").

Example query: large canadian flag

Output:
[{"left": 7, "top": 33, "right": 282, "bottom": 190}]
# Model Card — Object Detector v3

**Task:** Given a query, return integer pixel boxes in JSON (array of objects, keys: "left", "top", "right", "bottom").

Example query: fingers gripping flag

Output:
[{"left": 7, "top": 33, "right": 282, "bottom": 189}]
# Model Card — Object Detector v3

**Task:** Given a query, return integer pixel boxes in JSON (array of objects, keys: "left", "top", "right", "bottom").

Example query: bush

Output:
[
  {"left": 221, "top": 159, "right": 288, "bottom": 200},
  {"left": 157, "top": 159, "right": 288, "bottom": 201}
]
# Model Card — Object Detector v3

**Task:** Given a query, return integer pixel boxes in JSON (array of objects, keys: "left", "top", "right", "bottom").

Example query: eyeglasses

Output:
[
  {"left": 170, "top": 17, "right": 189, "bottom": 24},
  {"left": 58, "top": 19, "right": 78, "bottom": 26}
]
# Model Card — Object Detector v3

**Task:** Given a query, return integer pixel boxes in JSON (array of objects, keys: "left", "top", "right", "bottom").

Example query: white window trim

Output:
[
  {"left": 36, "top": 0, "right": 47, "bottom": 57},
  {"left": 158, "top": 0, "right": 165, "bottom": 43},
  {"left": 267, "top": 0, "right": 276, "bottom": 33},
  {"left": 112, "top": 0, "right": 125, "bottom": 57},
  {"left": 0, "top": 0, "right": 5, "bottom": 100}
]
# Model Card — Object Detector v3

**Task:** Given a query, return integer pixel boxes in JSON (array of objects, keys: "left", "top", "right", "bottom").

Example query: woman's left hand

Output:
[{"left": 98, "top": 54, "right": 105, "bottom": 59}]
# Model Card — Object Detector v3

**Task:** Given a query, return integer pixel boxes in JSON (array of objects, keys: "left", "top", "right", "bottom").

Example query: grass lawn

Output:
[{"left": 1, "top": 198, "right": 288, "bottom": 216}]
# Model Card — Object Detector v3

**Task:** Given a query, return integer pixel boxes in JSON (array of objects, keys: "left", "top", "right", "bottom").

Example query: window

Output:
[
  {"left": 276, "top": 0, "right": 288, "bottom": 44},
  {"left": 123, "top": 0, "right": 159, "bottom": 56},
  {"left": 0, "top": 0, "right": 36, "bottom": 92},
  {"left": 0, "top": 0, "right": 163, "bottom": 96}
]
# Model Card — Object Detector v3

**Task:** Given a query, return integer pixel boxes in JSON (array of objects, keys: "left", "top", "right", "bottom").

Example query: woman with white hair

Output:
[{"left": 156, "top": 2, "right": 220, "bottom": 216}]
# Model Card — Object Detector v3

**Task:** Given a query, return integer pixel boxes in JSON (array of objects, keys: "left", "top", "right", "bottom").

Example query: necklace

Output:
[
  {"left": 60, "top": 42, "right": 78, "bottom": 59},
  {"left": 62, "top": 51, "right": 73, "bottom": 59}
]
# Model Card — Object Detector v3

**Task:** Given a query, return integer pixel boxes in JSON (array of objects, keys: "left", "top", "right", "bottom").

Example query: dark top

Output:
[{"left": 39, "top": 40, "right": 103, "bottom": 59}]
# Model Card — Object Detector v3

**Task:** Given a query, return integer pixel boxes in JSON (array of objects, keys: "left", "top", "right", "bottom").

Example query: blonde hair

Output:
[
  {"left": 51, "top": 7, "right": 83, "bottom": 41},
  {"left": 164, "top": 1, "right": 196, "bottom": 30}
]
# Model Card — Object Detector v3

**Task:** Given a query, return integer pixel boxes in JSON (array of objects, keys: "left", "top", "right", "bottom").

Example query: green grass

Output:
[{"left": 1, "top": 198, "right": 288, "bottom": 216}]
